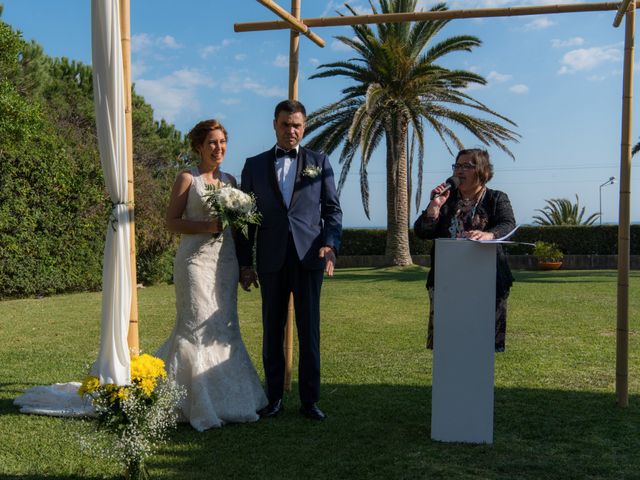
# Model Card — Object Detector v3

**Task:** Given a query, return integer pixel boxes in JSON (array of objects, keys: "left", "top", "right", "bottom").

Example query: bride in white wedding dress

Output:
[{"left": 158, "top": 119, "right": 267, "bottom": 431}]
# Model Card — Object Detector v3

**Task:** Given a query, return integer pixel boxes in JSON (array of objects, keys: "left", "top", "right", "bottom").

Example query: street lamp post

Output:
[{"left": 599, "top": 176, "right": 616, "bottom": 225}]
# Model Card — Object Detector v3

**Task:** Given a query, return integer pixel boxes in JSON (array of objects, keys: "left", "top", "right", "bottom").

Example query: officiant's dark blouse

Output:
[{"left": 413, "top": 187, "right": 516, "bottom": 299}]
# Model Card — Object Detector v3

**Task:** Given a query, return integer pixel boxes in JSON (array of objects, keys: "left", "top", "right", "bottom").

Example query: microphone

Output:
[{"left": 430, "top": 176, "right": 460, "bottom": 200}]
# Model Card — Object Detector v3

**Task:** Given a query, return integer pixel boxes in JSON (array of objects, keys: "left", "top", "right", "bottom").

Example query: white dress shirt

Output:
[{"left": 274, "top": 146, "right": 298, "bottom": 208}]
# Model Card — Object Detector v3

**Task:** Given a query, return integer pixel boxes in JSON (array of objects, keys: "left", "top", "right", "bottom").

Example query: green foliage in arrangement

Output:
[
  {"left": 532, "top": 241, "right": 564, "bottom": 263},
  {"left": 1, "top": 269, "right": 639, "bottom": 479},
  {"left": 0, "top": 19, "right": 187, "bottom": 298}
]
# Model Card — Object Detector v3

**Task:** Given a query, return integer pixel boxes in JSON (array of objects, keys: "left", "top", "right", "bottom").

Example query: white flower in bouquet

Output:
[{"left": 204, "top": 184, "right": 262, "bottom": 238}]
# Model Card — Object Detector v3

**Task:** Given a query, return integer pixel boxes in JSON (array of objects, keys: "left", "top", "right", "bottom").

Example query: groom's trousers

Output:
[{"left": 258, "top": 233, "right": 323, "bottom": 404}]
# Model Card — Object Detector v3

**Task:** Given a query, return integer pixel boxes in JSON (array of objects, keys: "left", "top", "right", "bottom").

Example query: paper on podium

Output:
[{"left": 467, "top": 224, "right": 534, "bottom": 246}]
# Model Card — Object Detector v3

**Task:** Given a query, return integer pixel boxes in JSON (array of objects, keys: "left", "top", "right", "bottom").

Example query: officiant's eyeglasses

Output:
[{"left": 452, "top": 163, "right": 476, "bottom": 171}]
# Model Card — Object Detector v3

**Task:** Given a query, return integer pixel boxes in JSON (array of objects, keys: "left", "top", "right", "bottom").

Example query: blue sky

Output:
[{"left": 2, "top": 0, "right": 638, "bottom": 226}]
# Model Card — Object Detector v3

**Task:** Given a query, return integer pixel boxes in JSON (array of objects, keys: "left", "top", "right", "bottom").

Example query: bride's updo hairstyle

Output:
[
  {"left": 456, "top": 148, "right": 494, "bottom": 185},
  {"left": 187, "top": 119, "right": 228, "bottom": 153}
]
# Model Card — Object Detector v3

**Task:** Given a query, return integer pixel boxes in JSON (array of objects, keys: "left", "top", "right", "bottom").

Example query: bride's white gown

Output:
[{"left": 156, "top": 167, "right": 267, "bottom": 431}]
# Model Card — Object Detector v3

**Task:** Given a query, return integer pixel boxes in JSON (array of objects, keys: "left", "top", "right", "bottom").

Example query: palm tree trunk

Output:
[{"left": 384, "top": 118, "right": 412, "bottom": 266}]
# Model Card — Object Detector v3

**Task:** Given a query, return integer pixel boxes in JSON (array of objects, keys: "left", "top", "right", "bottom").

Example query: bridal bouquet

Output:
[
  {"left": 204, "top": 184, "right": 262, "bottom": 238},
  {"left": 78, "top": 354, "right": 185, "bottom": 480}
]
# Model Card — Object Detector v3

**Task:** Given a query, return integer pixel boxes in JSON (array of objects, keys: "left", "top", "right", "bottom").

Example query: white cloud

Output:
[
  {"left": 211, "top": 112, "right": 227, "bottom": 120},
  {"left": 235, "top": 54, "right": 247, "bottom": 61},
  {"left": 523, "top": 16, "right": 555, "bottom": 31},
  {"left": 509, "top": 84, "right": 529, "bottom": 94},
  {"left": 558, "top": 46, "right": 622, "bottom": 74},
  {"left": 132, "top": 33, "right": 183, "bottom": 54},
  {"left": 131, "top": 60, "right": 148, "bottom": 80},
  {"left": 325, "top": 1, "right": 369, "bottom": 16},
  {"left": 487, "top": 71, "right": 512, "bottom": 83},
  {"left": 161, "top": 35, "right": 181, "bottom": 49},
  {"left": 200, "top": 45, "right": 221, "bottom": 58},
  {"left": 331, "top": 39, "right": 354, "bottom": 52},
  {"left": 419, "top": 1, "right": 585, "bottom": 8},
  {"left": 309, "top": 58, "right": 320, "bottom": 67},
  {"left": 135, "top": 69, "right": 214, "bottom": 122},
  {"left": 200, "top": 39, "right": 233, "bottom": 59},
  {"left": 221, "top": 74, "right": 286, "bottom": 98},
  {"left": 221, "top": 98, "right": 241, "bottom": 105},
  {"left": 273, "top": 54, "right": 289, "bottom": 68},
  {"left": 131, "top": 33, "right": 154, "bottom": 53},
  {"left": 551, "top": 37, "right": 585, "bottom": 48}
]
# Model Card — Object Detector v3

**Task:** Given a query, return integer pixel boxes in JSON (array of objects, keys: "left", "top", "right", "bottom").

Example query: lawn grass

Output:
[{"left": 0, "top": 268, "right": 639, "bottom": 479}]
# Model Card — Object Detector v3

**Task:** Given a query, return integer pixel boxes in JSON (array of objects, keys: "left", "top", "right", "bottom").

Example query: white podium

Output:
[{"left": 431, "top": 239, "right": 496, "bottom": 444}]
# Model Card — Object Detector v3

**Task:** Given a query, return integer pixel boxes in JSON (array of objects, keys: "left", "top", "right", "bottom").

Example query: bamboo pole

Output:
[
  {"left": 616, "top": 2, "right": 634, "bottom": 408},
  {"left": 283, "top": 0, "right": 301, "bottom": 393},
  {"left": 614, "top": 0, "right": 634, "bottom": 26},
  {"left": 256, "top": 0, "right": 325, "bottom": 47},
  {"left": 119, "top": 0, "right": 139, "bottom": 357},
  {"left": 236, "top": 1, "right": 639, "bottom": 32}
]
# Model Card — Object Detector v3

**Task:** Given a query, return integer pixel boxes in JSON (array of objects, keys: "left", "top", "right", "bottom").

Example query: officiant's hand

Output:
[
  {"left": 319, "top": 246, "right": 336, "bottom": 277},
  {"left": 465, "top": 230, "right": 494, "bottom": 241},
  {"left": 239, "top": 267, "right": 259, "bottom": 291}
]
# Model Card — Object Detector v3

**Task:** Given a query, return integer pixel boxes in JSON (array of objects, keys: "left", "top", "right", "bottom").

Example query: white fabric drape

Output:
[
  {"left": 91, "top": 0, "right": 131, "bottom": 386},
  {"left": 14, "top": 0, "right": 131, "bottom": 415}
]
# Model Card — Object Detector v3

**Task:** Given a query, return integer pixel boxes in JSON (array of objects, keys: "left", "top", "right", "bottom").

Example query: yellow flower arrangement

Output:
[
  {"left": 78, "top": 375, "right": 100, "bottom": 396},
  {"left": 77, "top": 354, "right": 184, "bottom": 480}
]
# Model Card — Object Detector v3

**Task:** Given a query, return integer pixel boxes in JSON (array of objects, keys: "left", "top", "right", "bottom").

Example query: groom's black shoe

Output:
[
  {"left": 300, "top": 402, "right": 326, "bottom": 421},
  {"left": 258, "top": 399, "right": 283, "bottom": 418}
]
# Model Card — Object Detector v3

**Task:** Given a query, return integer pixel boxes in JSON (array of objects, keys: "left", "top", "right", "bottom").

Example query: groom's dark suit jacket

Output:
[{"left": 236, "top": 146, "right": 342, "bottom": 271}]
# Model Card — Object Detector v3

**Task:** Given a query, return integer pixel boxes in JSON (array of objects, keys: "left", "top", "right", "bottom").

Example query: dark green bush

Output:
[
  {"left": 340, "top": 225, "right": 639, "bottom": 257},
  {"left": 0, "top": 19, "right": 186, "bottom": 298}
]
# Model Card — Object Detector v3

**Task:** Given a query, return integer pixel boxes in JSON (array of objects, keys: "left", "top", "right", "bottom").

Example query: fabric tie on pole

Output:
[{"left": 91, "top": 0, "right": 131, "bottom": 386}]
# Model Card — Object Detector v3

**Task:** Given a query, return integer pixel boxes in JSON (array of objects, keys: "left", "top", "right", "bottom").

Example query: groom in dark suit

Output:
[{"left": 236, "top": 100, "right": 342, "bottom": 421}]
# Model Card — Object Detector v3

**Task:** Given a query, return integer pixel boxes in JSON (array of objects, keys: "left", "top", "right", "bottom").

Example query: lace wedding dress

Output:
[{"left": 156, "top": 167, "right": 267, "bottom": 431}]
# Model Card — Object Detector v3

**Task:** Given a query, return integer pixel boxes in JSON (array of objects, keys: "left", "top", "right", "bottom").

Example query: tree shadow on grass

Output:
[
  {"left": 147, "top": 384, "right": 640, "bottom": 480},
  {"left": 513, "top": 270, "right": 630, "bottom": 284},
  {"left": 335, "top": 266, "right": 427, "bottom": 284}
]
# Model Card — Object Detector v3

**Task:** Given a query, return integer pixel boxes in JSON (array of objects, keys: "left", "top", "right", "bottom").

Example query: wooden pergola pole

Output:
[
  {"left": 119, "top": 0, "right": 139, "bottom": 357},
  {"left": 256, "top": 0, "right": 325, "bottom": 47},
  {"left": 614, "top": 0, "right": 634, "bottom": 26},
  {"left": 283, "top": 0, "right": 301, "bottom": 393},
  {"left": 616, "top": 1, "right": 634, "bottom": 408},
  {"left": 235, "top": 1, "right": 640, "bottom": 32}
]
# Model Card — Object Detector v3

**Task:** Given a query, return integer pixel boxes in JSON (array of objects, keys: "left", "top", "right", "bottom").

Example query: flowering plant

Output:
[
  {"left": 302, "top": 165, "right": 322, "bottom": 178},
  {"left": 78, "top": 354, "right": 185, "bottom": 480},
  {"left": 204, "top": 184, "right": 262, "bottom": 238}
]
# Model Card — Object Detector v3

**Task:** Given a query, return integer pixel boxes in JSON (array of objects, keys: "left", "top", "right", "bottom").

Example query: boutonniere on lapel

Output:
[{"left": 301, "top": 165, "right": 322, "bottom": 178}]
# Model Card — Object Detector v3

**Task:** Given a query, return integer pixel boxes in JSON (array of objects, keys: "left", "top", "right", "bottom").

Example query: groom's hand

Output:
[
  {"left": 319, "top": 246, "right": 336, "bottom": 277},
  {"left": 239, "top": 267, "right": 259, "bottom": 291}
]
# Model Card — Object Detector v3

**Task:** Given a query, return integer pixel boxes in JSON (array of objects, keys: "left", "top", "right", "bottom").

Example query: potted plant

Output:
[{"left": 533, "top": 241, "right": 564, "bottom": 270}]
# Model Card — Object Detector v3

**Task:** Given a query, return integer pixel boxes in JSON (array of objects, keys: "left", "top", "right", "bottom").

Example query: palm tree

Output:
[
  {"left": 532, "top": 195, "right": 600, "bottom": 226},
  {"left": 304, "top": 0, "right": 519, "bottom": 265}
]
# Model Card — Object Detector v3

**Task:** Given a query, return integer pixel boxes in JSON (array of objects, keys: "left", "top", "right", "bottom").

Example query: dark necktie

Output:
[{"left": 275, "top": 147, "right": 297, "bottom": 159}]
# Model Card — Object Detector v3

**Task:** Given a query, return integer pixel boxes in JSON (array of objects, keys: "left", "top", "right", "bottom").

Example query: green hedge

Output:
[
  {"left": 340, "top": 225, "right": 640, "bottom": 256},
  {"left": 340, "top": 229, "right": 431, "bottom": 256}
]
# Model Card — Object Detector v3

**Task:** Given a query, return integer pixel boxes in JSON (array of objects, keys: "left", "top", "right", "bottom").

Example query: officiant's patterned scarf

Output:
[{"left": 448, "top": 187, "right": 488, "bottom": 238}]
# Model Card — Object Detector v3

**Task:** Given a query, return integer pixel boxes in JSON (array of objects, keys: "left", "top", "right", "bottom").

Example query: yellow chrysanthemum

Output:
[
  {"left": 109, "top": 386, "right": 129, "bottom": 403},
  {"left": 138, "top": 377, "right": 157, "bottom": 397},
  {"left": 78, "top": 376, "right": 100, "bottom": 397},
  {"left": 130, "top": 354, "right": 166, "bottom": 383}
]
